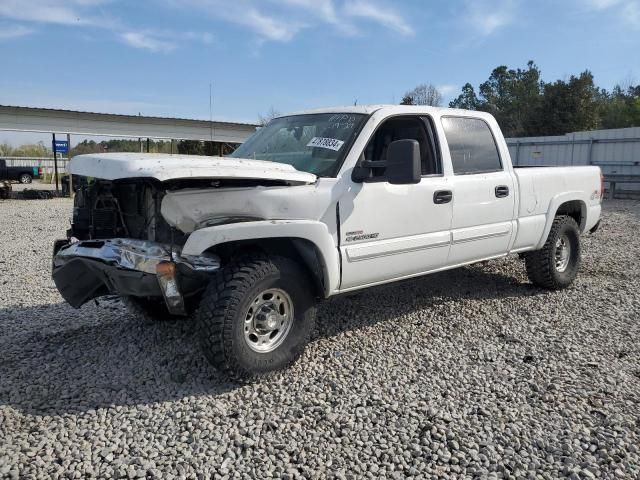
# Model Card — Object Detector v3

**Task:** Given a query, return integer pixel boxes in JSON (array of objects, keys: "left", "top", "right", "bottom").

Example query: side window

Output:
[
  {"left": 441, "top": 117, "right": 502, "bottom": 175},
  {"left": 363, "top": 116, "right": 441, "bottom": 178}
]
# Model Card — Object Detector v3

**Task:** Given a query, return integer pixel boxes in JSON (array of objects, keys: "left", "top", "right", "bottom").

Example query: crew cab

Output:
[
  {"left": 0, "top": 158, "right": 42, "bottom": 184},
  {"left": 52, "top": 105, "right": 602, "bottom": 377}
]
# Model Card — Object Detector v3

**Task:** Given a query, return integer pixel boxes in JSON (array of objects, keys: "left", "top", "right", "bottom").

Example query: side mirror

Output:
[{"left": 386, "top": 139, "right": 421, "bottom": 184}]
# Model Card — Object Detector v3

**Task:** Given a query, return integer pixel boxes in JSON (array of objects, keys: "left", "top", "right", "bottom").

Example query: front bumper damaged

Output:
[{"left": 52, "top": 238, "right": 220, "bottom": 315}]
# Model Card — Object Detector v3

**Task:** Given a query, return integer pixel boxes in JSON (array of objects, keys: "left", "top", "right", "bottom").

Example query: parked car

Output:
[
  {"left": 0, "top": 158, "right": 42, "bottom": 184},
  {"left": 52, "top": 105, "right": 603, "bottom": 377}
]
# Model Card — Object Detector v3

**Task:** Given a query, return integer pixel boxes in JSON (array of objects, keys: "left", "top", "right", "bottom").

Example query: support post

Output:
[
  {"left": 587, "top": 138, "right": 594, "bottom": 165},
  {"left": 147, "top": 138, "right": 150, "bottom": 153},
  {"left": 52, "top": 133, "right": 59, "bottom": 194},
  {"left": 67, "top": 133, "right": 72, "bottom": 197},
  {"left": 570, "top": 133, "right": 575, "bottom": 165}
]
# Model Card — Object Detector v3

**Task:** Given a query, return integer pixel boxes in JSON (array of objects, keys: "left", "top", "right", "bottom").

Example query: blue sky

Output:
[{"left": 0, "top": 0, "right": 639, "bottom": 145}]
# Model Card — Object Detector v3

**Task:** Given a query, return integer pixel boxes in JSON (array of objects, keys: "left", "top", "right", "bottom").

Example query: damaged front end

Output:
[
  {"left": 52, "top": 238, "right": 219, "bottom": 315},
  {"left": 51, "top": 178, "right": 220, "bottom": 315}
]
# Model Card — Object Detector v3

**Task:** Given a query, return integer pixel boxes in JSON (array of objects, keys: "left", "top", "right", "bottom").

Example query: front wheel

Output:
[
  {"left": 195, "top": 254, "right": 316, "bottom": 378},
  {"left": 525, "top": 215, "right": 581, "bottom": 290},
  {"left": 19, "top": 173, "right": 32, "bottom": 184}
]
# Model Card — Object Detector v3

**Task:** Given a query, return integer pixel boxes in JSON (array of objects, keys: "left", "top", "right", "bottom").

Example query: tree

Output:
[
  {"left": 11, "top": 141, "right": 50, "bottom": 157},
  {"left": 400, "top": 94, "right": 415, "bottom": 105},
  {"left": 535, "top": 71, "right": 599, "bottom": 135},
  {"left": 476, "top": 61, "right": 543, "bottom": 137},
  {"left": 258, "top": 107, "right": 281, "bottom": 126},
  {"left": 598, "top": 84, "right": 640, "bottom": 129},
  {"left": 449, "top": 83, "right": 481, "bottom": 110},
  {"left": 70, "top": 139, "right": 175, "bottom": 157},
  {"left": 448, "top": 61, "right": 547, "bottom": 137},
  {"left": 401, "top": 84, "right": 443, "bottom": 107},
  {"left": 177, "top": 140, "right": 205, "bottom": 155},
  {"left": 0, "top": 143, "right": 13, "bottom": 156}
]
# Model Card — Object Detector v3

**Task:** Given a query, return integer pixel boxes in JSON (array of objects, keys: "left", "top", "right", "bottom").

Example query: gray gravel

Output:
[{"left": 1, "top": 197, "right": 639, "bottom": 479}]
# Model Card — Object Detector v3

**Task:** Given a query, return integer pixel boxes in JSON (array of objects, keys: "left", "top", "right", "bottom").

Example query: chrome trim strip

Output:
[
  {"left": 346, "top": 238, "right": 450, "bottom": 262},
  {"left": 451, "top": 229, "right": 510, "bottom": 245}
]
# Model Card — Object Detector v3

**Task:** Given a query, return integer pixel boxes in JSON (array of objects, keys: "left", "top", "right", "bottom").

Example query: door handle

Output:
[
  {"left": 495, "top": 185, "right": 509, "bottom": 198},
  {"left": 433, "top": 190, "right": 453, "bottom": 204}
]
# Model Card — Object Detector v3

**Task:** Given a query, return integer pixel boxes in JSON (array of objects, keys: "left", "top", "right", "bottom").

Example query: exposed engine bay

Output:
[
  {"left": 70, "top": 178, "right": 188, "bottom": 245},
  {"left": 69, "top": 177, "right": 296, "bottom": 243}
]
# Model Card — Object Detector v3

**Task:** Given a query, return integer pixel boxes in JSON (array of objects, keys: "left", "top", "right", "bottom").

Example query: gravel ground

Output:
[{"left": 1, "top": 197, "right": 639, "bottom": 479}]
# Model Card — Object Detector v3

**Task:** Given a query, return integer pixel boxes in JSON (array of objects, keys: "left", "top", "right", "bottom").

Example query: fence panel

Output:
[
  {"left": 3, "top": 157, "right": 68, "bottom": 174},
  {"left": 507, "top": 127, "right": 640, "bottom": 193}
]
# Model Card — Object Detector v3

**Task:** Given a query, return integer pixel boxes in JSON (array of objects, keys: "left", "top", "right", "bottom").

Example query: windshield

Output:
[{"left": 230, "top": 113, "right": 367, "bottom": 177}]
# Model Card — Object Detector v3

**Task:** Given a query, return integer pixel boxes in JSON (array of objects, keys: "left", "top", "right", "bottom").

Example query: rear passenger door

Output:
[{"left": 442, "top": 116, "right": 516, "bottom": 264}]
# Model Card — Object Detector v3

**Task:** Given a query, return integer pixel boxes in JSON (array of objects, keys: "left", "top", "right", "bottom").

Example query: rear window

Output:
[{"left": 441, "top": 117, "right": 502, "bottom": 175}]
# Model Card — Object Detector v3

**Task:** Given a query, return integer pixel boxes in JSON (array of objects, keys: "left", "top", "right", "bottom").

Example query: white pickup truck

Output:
[{"left": 52, "top": 105, "right": 602, "bottom": 377}]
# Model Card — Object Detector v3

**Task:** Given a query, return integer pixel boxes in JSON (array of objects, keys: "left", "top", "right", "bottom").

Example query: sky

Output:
[{"left": 0, "top": 0, "right": 639, "bottom": 146}]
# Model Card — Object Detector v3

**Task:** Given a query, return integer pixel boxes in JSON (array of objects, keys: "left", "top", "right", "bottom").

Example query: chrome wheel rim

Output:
[
  {"left": 243, "top": 288, "right": 294, "bottom": 353},
  {"left": 555, "top": 234, "right": 571, "bottom": 273}
]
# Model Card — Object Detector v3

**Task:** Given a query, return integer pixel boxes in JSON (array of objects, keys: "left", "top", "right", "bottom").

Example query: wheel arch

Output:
[
  {"left": 182, "top": 220, "right": 340, "bottom": 297},
  {"left": 536, "top": 193, "right": 587, "bottom": 249}
]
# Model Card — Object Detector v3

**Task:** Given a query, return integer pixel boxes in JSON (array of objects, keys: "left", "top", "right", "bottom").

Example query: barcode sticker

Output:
[{"left": 307, "top": 137, "right": 345, "bottom": 151}]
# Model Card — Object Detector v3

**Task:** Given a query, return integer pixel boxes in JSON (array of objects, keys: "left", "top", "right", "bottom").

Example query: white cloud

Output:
[
  {"left": 120, "top": 32, "right": 176, "bottom": 53},
  {"left": 0, "top": 0, "right": 413, "bottom": 49},
  {"left": 464, "top": 0, "right": 517, "bottom": 36},
  {"left": 0, "top": 24, "right": 34, "bottom": 40},
  {"left": 0, "top": 0, "right": 214, "bottom": 52},
  {"left": 244, "top": 8, "right": 305, "bottom": 41},
  {"left": 437, "top": 84, "right": 459, "bottom": 97},
  {"left": 173, "top": 0, "right": 412, "bottom": 42},
  {"left": 280, "top": 0, "right": 340, "bottom": 24},
  {"left": 343, "top": 0, "right": 414, "bottom": 36},
  {"left": 582, "top": 0, "right": 640, "bottom": 28},
  {"left": 0, "top": 0, "right": 114, "bottom": 27},
  {"left": 626, "top": 2, "right": 640, "bottom": 26},
  {"left": 120, "top": 28, "right": 215, "bottom": 52},
  {"left": 584, "top": 0, "right": 624, "bottom": 8}
]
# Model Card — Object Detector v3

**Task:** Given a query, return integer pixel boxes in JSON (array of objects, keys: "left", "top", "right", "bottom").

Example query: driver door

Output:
[{"left": 338, "top": 115, "right": 453, "bottom": 290}]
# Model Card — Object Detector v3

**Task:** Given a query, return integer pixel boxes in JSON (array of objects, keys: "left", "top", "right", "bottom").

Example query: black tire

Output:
[
  {"left": 525, "top": 215, "right": 581, "bottom": 290},
  {"left": 121, "top": 296, "right": 182, "bottom": 322},
  {"left": 19, "top": 173, "right": 32, "bottom": 184},
  {"left": 195, "top": 253, "right": 316, "bottom": 378}
]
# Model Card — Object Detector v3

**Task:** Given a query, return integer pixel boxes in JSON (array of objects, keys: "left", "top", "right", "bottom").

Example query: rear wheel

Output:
[
  {"left": 525, "top": 215, "right": 581, "bottom": 290},
  {"left": 195, "top": 254, "right": 316, "bottom": 378},
  {"left": 19, "top": 173, "right": 32, "bottom": 184}
]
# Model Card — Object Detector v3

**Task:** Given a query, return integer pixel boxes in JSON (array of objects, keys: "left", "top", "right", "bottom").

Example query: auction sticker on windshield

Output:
[{"left": 307, "top": 137, "right": 345, "bottom": 151}]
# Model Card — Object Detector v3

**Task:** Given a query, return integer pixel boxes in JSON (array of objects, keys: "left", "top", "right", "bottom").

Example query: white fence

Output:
[
  {"left": 507, "top": 126, "right": 640, "bottom": 194},
  {"left": 3, "top": 156, "right": 68, "bottom": 174}
]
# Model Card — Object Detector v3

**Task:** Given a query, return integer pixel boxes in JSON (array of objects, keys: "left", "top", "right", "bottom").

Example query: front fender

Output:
[{"left": 182, "top": 220, "right": 340, "bottom": 296}]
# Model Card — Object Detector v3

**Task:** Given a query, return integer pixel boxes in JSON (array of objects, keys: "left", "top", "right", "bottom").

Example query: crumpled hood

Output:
[{"left": 69, "top": 152, "right": 317, "bottom": 184}]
